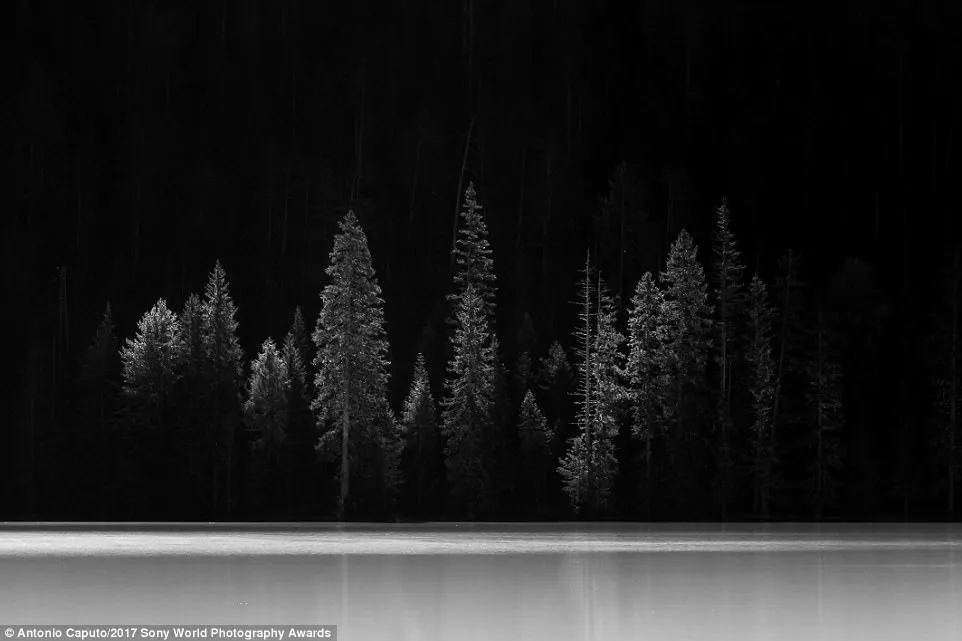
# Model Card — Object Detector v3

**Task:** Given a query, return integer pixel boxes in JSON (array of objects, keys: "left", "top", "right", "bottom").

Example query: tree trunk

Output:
[
  {"left": 340, "top": 386, "right": 350, "bottom": 521},
  {"left": 771, "top": 249, "right": 795, "bottom": 442}
]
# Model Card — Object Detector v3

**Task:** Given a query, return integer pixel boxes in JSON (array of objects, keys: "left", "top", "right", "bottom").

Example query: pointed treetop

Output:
[
  {"left": 342, "top": 209, "right": 360, "bottom": 228},
  {"left": 450, "top": 183, "right": 497, "bottom": 323}
]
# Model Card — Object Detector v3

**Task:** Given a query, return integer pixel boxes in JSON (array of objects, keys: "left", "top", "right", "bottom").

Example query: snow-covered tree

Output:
[
  {"left": 627, "top": 271, "right": 669, "bottom": 518},
  {"left": 401, "top": 353, "right": 441, "bottom": 516},
  {"left": 659, "top": 230, "right": 713, "bottom": 511},
  {"left": 806, "top": 302, "right": 845, "bottom": 519},
  {"left": 745, "top": 274, "right": 777, "bottom": 518},
  {"left": 710, "top": 198, "right": 747, "bottom": 519},
  {"left": 313, "top": 210, "right": 399, "bottom": 519},
  {"left": 441, "top": 285, "right": 496, "bottom": 519}
]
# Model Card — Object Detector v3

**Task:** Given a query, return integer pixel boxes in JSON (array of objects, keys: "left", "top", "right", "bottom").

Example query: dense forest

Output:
[{"left": 3, "top": 0, "right": 962, "bottom": 521}]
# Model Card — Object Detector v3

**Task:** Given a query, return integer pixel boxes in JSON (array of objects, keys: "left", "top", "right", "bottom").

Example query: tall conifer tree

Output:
[
  {"left": 200, "top": 261, "right": 245, "bottom": 516},
  {"left": 243, "top": 338, "right": 289, "bottom": 515},
  {"left": 283, "top": 308, "right": 316, "bottom": 517},
  {"left": 558, "top": 253, "right": 622, "bottom": 515},
  {"left": 627, "top": 272, "right": 669, "bottom": 519},
  {"left": 807, "top": 302, "right": 845, "bottom": 519},
  {"left": 659, "top": 230, "right": 713, "bottom": 514},
  {"left": 312, "top": 211, "right": 398, "bottom": 519},
  {"left": 745, "top": 275, "right": 777, "bottom": 517},
  {"left": 710, "top": 199, "right": 746, "bottom": 519},
  {"left": 401, "top": 353, "right": 441, "bottom": 517},
  {"left": 441, "top": 285, "right": 496, "bottom": 519}
]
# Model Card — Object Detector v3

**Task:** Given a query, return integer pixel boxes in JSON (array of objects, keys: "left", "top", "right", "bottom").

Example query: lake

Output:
[{"left": 1, "top": 523, "right": 960, "bottom": 640}]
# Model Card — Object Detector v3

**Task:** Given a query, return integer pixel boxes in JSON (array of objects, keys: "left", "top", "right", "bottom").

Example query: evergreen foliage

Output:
[
  {"left": 200, "top": 261, "right": 245, "bottom": 516},
  {"left": 120, "top": 299, "right": 183, "bottom": 408},
  {"left": 537, "top": 341, "right": 574, "bottom": 454},
  {"left": 745, "top": 275, "right": 777, "bottom": 518},
  {"left": 312, "top": 210, "right": 398, "bottom": 519},
  {"left": 441, "top": 285, "right": 496, "bottom": 519},
  {"left": 659, "top": 230, "right": 713, "bottom": 514},
  {"left": 244, "top": 338, "right": 289, "bottom": 515},
  {"left": 118, "top": 298, "right": 184, "bottom": 515},
  {"left": 806, "top": 302, "right": 845, "bottom": 519},
  {"left": 627, "top": 272, "right": 669, "bottom": 518},
  {"left": 558, "top": 253, "right": 622, "bottom": 516},
  {"left": 710, "top": 198, "right": 747, "bottom": 519},
  {"left": 282, "top": 308, "right": 317, "bottom": 518},
  {"left": 448, "top": 182, "right": 498, "bottom": 326},
  {"left": 517, "top": 389, "right": 553, "bottom": 512},
  {"left": 400, "top": 353, "right": 442, "bottom": 517}
]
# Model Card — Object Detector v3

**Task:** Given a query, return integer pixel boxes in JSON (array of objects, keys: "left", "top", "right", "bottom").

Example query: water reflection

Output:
[{"left": 0, "top": 526, "right": 961, "bottom": 640}]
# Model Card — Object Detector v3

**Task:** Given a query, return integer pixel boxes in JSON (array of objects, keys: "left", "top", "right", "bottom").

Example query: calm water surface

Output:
[{"left": 1, "top": 523, "right": 960, "bottom": 641}]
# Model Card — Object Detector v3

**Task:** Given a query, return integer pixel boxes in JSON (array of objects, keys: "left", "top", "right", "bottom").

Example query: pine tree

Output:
[
  {"left": 289, "top": 305, "right": 313, "bottom": 384},
  {"left": 173, "top": 292, "right": 207, "bottom": 516},
  {"left": 120, "top": 299, "right": 183, "bottom": 411},
  {"left": 771, "top": 250, "right": 808, "bottom": 512},
  {"left": 517, "top": 389, "right": 553, "bottom": 512},
  {"left": 627, "top": 272, "right": 669, "bottom": 519},
  {"left": 558, "top": 253, "right": 597, "bottom": 514},
  {"left": 119, "top": 298, "right": 184, "bottom": 514},
  {"left": 745, "top": 275, "right": 777, "bottom": 518},
  {"left": 710, "top": 198, "right": 746, "bottom": 520},
  {"left": 592, "top": 271, "right": 626, "bottom": 502},
  {"left": 312, "top": 211, "right": 398, "bottom": 519},
  {"left": 244, "top": 338, "right": 289, "bottom": 515},
  {"left": 180, "top": 294, "right": 205, "bottom": 379},
  {"left": 401, "top": 353, "right": 441, "bottom": 517},
  {"left": 200, "top": 261, "right": 245, "bottom": 516},
  {"left": 282, "top": 308, "right": 316, "bottom": 518},
  {"left": 444, "top": 181, "right": 503, "bottom": 517},
  {"left": 441, "top": 285, "right": 496, "bottom": 519},
  {"left": 772, "top": 250, "right": 806, "bottom": 437},
  {"left": 515, "top": 351, "right": 535, "bottom": 400},
  {"left": 448, "top": 182, "right": 497, "bottom": 326},
  {"left": 659, "top": 230, "right": 713, "bottom": 514},
  {"left": 806, "top": 302, "right": 845, "bottom": 519},
  {"left": 558, "top": 253, "right": 621, "bottom": 516},
  {"left": 538, "top": 341, "right": 573, "bottom": 458}
]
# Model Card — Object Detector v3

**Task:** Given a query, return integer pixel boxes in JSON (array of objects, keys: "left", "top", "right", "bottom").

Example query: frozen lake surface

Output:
[{"left": 1, "top": 523, "right": 960, "bottom": 640}]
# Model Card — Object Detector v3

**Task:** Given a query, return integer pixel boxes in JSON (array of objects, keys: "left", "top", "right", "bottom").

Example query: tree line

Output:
[{"left": 27, "top": 183, "right": 962, "bottom": 522}]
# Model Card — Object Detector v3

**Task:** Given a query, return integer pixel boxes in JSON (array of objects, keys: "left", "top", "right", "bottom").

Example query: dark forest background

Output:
[{"left": 3, "top": 0, "right": 962, "bottom": 521}]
